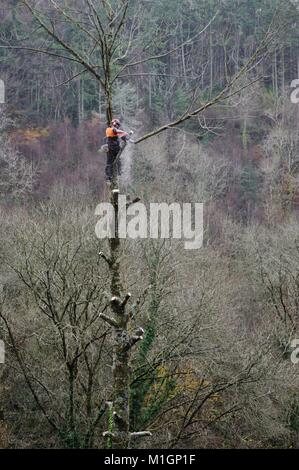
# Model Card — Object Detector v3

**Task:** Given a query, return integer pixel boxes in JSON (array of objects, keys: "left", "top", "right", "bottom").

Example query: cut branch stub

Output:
[
  {"left": 103, "top": 431, "right": 115, "bottom": 438},
  {"left": 113, "top": 411, "right": 127, "bottom": 425},
  {"left": 126, "top": 197, "right": 141, "bottom": 209},
  {"left": 123, "top": 327, "right": 144, "bottom": 351},
  {"left": 110, "top": 296, "right": 122, "bottom": 308},
  {"left": 111, "top": 188, "right": 119, "bottom": 203},
  {"left": 130, "top": 431, "right": 152, "bottom": 438},
  {"left": 121, "top": 292, "right": 131, "bottom": 308},
  {"left": 99, "top": 312, "right": 119, "bottom": 328}
]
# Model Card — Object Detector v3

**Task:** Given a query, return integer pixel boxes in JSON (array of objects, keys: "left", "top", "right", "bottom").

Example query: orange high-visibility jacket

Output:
[
  {"left": 106, "top": 127, "right": 118, "bottom": 138},
  {"left": 106, "top": 127, "right": 128, "bottom": 138}
]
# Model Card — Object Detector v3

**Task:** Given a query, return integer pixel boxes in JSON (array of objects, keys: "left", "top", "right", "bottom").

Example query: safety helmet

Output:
[{"left": 111, "top": 118, "right": 120, "bottom": 127}]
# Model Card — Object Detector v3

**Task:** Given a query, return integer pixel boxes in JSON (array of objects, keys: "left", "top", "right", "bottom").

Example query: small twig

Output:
[{"left": 99, "top": 251, "right": 112, "bottom": 266}]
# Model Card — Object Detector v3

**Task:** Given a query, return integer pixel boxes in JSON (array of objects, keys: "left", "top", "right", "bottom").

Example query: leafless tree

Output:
[
  {"left": 0, "top": 108, "right": 35, "bottom": 199},
  {"left": 0, "top": 201, "right": 114, "bottom": 447}
]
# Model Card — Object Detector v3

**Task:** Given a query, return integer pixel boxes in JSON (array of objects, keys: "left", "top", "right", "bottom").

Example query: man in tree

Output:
[{"left": 105, "top": 118, "right": 130, "bottom": 183}]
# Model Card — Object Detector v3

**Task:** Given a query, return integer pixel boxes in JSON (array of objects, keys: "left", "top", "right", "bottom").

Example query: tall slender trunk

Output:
[{"left": 100, "top": 63, "right": 146, "bottom": 449}]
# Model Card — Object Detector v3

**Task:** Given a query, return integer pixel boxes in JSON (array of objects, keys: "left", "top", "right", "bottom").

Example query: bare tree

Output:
[
  {"left": 0, "top": 200, "right": 114, "bottom": 447},
  {"left": 0, "top": 108, "right": 35, "bottom": 199}
]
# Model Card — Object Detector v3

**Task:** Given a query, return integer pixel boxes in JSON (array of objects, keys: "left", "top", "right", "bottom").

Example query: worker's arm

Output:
[
  {"left": 115, "top": 128, "right": 129, "bottom": 137},
  {"left": 106, "top": 127, "right": 133, "bottom": 140}
]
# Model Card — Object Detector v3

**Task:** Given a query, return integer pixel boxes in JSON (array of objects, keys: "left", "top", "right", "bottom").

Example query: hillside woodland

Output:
[{"left": 0, "top": 0, "right": 299, "bottom": 449}]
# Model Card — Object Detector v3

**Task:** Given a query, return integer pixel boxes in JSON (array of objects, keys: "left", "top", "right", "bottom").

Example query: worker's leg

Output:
[
  {"left": 116, "top": 141, "right": 126, "bottom": 176},
  {"left": 105, "top": 151, "right": 113, "bottom": 181}
]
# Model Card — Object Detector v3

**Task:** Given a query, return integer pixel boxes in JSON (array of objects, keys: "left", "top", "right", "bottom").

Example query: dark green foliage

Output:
[{"left": 130, "top": 246, "right": 177, "bottom": 431}]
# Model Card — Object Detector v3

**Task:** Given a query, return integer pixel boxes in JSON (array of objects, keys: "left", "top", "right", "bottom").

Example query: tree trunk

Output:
[{"left": 100, "top": 64, "right": 146, "bottom": 449}]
